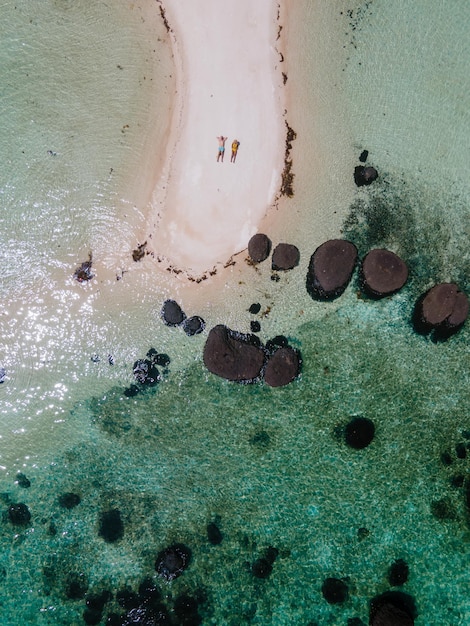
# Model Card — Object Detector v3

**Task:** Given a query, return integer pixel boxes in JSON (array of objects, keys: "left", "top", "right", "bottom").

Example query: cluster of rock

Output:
[
  {"left": 354, "top": 149, "right": 379, "bottom": 187},
  {"left": 161, "top": 299, "right": 205, "bottom": 336},
  {"left": 124, "top": 348, "right": 171, "bottom": 397},
  {"left": 248, "top": 233, "right": 299, "bottom": 271},
  {"left": 203, "top": 325, "right": 301, "bottom": 387}
]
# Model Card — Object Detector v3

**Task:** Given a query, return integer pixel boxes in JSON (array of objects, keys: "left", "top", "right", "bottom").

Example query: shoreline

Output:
[{"left": 146, "top": 0, "right": 288, "bottom": 279}]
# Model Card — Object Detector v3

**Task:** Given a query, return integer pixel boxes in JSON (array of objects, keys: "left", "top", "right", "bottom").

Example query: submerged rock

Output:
[
  {"left": 248, "top": 233, "right": 272, "bottom": 263},
  {"left": 155, "top": 543, "right": 191, "bottom": 581},
  {"left": 344, "top": 417, "right": 375, "bottom": 450},
  {"left": 306, "top": 239, "right": 357, "bottom": 300},
  {"left": 203, "top": 325, "right": 265, "bottom": 383},
  {"left": 8, "top": 502, "right": 31, "bottom": 525},
  {"left": 369, "top": 591, "right": 416, "bottom": 626},
  {"left": 321, "top": 577, "right": 349, "bottom": 604},
  {"left": 271, "top": 243, "right": 300, "bottom": 271},
  {"left": 361, "top": 249, "right": 408, "bottom": 297},
  {"left": 99, "top": 508, "right": 124, "bottom": 543},
  {"left": 182, "top": 315, "right": 206, "bottom": 336},
  {"left": 74, "top": 252, "right": 94, "bottom": 282}
]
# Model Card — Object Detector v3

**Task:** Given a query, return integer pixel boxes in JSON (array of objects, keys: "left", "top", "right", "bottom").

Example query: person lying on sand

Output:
[
  {"left": 216, "top": 135, "right": 227, "bottom": 162},
  {"left": 231, "top": 139, "right": 240, "bottom": 163}
]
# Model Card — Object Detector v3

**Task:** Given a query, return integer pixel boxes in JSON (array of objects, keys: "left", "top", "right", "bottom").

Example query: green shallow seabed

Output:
[{"left": 1, "top": 174, "right": 469, "bottom": 625}]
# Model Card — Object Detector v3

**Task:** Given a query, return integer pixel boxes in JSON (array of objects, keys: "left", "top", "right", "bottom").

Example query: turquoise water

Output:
[{"left": 0, "top": 1, "right": 469, "bottom": 624}]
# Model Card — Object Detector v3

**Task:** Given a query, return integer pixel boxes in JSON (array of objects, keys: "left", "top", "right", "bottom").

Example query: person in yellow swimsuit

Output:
[{"left": 231, "top": 139, "right": 240, "bottom": 163}]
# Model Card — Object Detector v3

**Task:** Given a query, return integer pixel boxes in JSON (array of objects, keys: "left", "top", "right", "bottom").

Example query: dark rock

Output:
[
  {"left": 359, "top": 150, "right": 369, "bottom": 163},
  {"left": 321, "top": 577, "right": 349, "bottom": 604},
  {"left": 271, "top": 243, "right": 300, "bottom": 271},
  {"left": 430, "top": 497, "right": 456, "bottom": 520},
  {"left": 122, "top": 604, "right": 170, "bottom": 624},
  {"left": 74, "top": 252, "right": 94, "bottom": 282},
  {"left": 183, "top": 315, "right": 206, "bottom": 336},
  {"left": 455, "top": 442, "right": 467, "bottom": 459},
  {"left": 414, "top": 283, "right": 468, "bottom": 337},
  {"left": 250, "top": 320, "right": 261, "bottom": 333},
  {"left": 161, "top": 299, "right": 186, "bottom": 326},
  {"left": 133, "top": 359, "right": 160, "bottom": 386},
  {"left": 154, "top": 353, "right": 171, "bottom": 367},
  {"left": 450, "top": 474, "right": 464, "bottom": 488},
  {"left": 263, "top": 346, "right": 301, "bottom": 387},
  {"left": 265, "top": 335, "right": 289, "bottom": 354},
  {"left": 83, "top": 607, "right": 103, "bottom": 625},
  {"left": 203, "top": 325, "right": 265, "bottom": 383},
  {"left": 388, "top": 559, "right": 409, "bottom": 586},
  {"left": 58, "top": 492, "right": 81, "bottom": 509},
  {"left": 155, "top": 543, "right": 191, "bottom": 581},
  {"left": 265, "top": 546, "right": 279, "bottom": 565},
  {"left": 65, "top": 572, "right": 88, "bottom": 600},
  {"left": 116, "top": 588, "right": 140, "bottom": 610},
  {"left": 138, "top": 577, "right": 161, "bottom": 603},
  {"left": 306, "top": 239, "right": 358, "bottom": 300},
  {"left": 132, "top": 241, "right": 147, "bottom": 262},
  {"left": 207, "top": 521, "right": 223, "bottom": 545},
  {"left": 357, "top": 527, "right": 370, "bottom": 541},
  {"left": 252, "top": 557, "right": 272, "bottom": 579},
  {"left": 249, "top": 302, "right": 261, "bottom": 314},
  {"left": 124, "top": 384, "right": 140, "bottom": 397},
  {"left": 15, "top": 472, "right": 31, "bottom": 488},
  {"left": 174, "top": 593, "right": 201, "bottom": 624},
  {"left": 345, "top": 417, "right": 375, "bottom": 450},
  {"left": 86, "top": 590, "right": 113, "bottom": 611},
  {"left": 354, "top": 165, "right": 378, "bottom": 186},
  {"left": 248, "top": 233, "right": 272, "bottom": 263},
  {"left": 369, "top": 591, "right": 416, "bottom": 626},
  {"left": 8, "top": 502, "right": 31, "bottom": 525},
  {"left": 0, "top": 367, "right": 6, "bottom": 383},
  {"left": 440, "top": 451, "right": 453, "bottom": 466},
  {"left": 99, "top": 508, "right": 124, "bottom": 543},
  {"left": 361, "top": 249, "right": 408, "bottom": 297}
]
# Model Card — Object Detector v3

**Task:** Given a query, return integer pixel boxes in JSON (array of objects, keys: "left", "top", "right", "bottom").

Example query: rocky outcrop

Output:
[
  {"left": 248, "top": 233, "right": 272, "bottom": 263},
  {"left": 413, "top": 283, "right": 468, "bottom": 338},
  {"left": 203, "top": 325, "right": 265, "bottom": 383},
  {"left": 306, "top": 239, "right": 358, "bottom": 300},
  {"left": 354, "top": 165, "right": 378, "bottom": 186},
  {"left": 264, "top": 346, "right": 301, "bottom": 387},
  {"left": 271, "top": 243, "right": 300, "bottom": 271},
  {"left": 361, "top": 249, "right": 408, "bottom": 297}
]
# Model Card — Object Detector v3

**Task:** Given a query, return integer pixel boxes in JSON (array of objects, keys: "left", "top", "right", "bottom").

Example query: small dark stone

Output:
[
  {"left": 250, "top": 320, "right": 261, "bottom": 333},
  {"left": 265, "top": 335, "right": 289, "bottom": 354},
  {"left": 430, "top": 498, "right": 457, "bottom": 520},
  {"left": 155, "top": 543, "right": 192, "bottom": 581},
  {"left": 108, "top": 354, "right": 114, "bottom": 366},
  {"left": 354, "top": 165, "right": 378, "bottom": 186},
  {"left": 65, "top": 572, "right": 88, "bottom": 600},
  {"left": 271, "top": 242, "right": 300, "bottom": 271},
  {"left": 249, "top": 429, "right": 271, "bottom": 449},
  {"left": 138, "top": 577, "right": 160, "bottom": 603},
  {"left": 91, "top": 354, "right": 100, "bottom": 363},
  {"left": 74, "top": 253, "right": 94, "bottom": 282},
  {"left": 0, "top": 367, "right": 6, "bottom": 383},
  {"left": 388, "top": 559, "right": 409, "bottom": 586},
  {"left": 359, "top": 149, "right": 369, "bottom": 163},
  {"left": 271, "top": 273, "right": 280, "bottom": 282},
  {"left": 440, "top": 451, "right": 453, "bottom": 466},
  {"left": 248, "top": 233, "right": 272, "bottom": 263},
  {"left": 99, "top": 508, "right": 124, "bottom": 543},
  {"left": 58, "top": 492, "right": 81, "bottom": 509},
  {"left": 357, "top": 527, "right": 370, "bottom": 540},
  {"left": 321, "top": 577, "right": 349, "bottom": 604},
  {"left": 207, "top": 521, "right": 223, "bottom": 545},
  {"left": 86, "top": 591, "right": 113, "bottom": 611},
  {"left": 132, "top": 241, "right": 147, "bottom": 262},
  {"left": 252, "top": 557, "right": 272, "bottom": 579},
  {"left": 15, "top": 472, "right": 31, "bottom": 488},
  {"left": 183, "top": 315, "right": 206, "bottom": 336},
  {"left": 161, "top": 299, "right": 186, "bottom": 326},
  {"left": 83, "top": 607, "right": 103, "bottom": 625},
  {"left": 344, "top": 417, "right": 375, "bottom": 449},
  {"left": 154, "top": 353, "right": 171, "bottom": 367},
  {"left": 455, "top": 442, "right": 467, "bottom": 459},
  {"left": 249, "top": 303, "right": 261, "bottom": 314},
  {"left": 8, "top": 502, "right": 31, "bottom": 525}
]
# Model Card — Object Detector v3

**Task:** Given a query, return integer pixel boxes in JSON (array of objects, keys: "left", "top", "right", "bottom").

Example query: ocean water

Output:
[{"left": 0, "top": 1, "right": 469, "bottom": 625}]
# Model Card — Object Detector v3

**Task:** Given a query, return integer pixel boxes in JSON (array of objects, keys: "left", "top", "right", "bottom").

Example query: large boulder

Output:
[
  {"left": 263, "top": 346, "right": 301, "bottom": 387},
  {"left": 413, "top": 283, "right": 468, "bottom": 337},
  {"left": 203, "top": 325, "right": 265, "bottom": 383},
  {"left": 248, "top": 233, "right": 272, "bottom": 263},
  {"left": 271, "top": 243, "right": 300, "bottom": 271},
  {"left": 354, "top": 165, "right": 378, "bottom": 186},
  {"left": 161, "top": 299, "right": 186, "bottom": 326},
  {"left": 306, "top": 239, "right": 358, "bottom": 300},
  {"left": 361, "top": 249, "right": 408, "bottom": 297}
]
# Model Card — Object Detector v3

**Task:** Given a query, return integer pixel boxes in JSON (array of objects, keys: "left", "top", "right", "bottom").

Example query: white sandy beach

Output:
[{"left": 148, "top": 0, "right": 286, "bottom": 276}]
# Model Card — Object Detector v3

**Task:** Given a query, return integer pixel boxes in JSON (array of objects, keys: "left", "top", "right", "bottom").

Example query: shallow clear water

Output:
[{"left": 0, "top": 1, "right": 469, "bottom": 625}]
